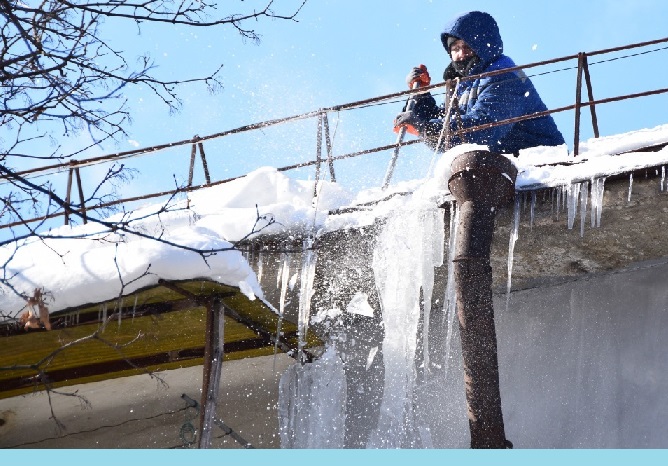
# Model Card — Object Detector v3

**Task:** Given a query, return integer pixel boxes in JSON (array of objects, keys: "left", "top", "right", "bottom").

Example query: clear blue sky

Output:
[
  {"left": 114, "top": 0, "right": 668, "bottom": 189},
  {"left": 6, "top": 0, "right": 668, "bottom": 203}
]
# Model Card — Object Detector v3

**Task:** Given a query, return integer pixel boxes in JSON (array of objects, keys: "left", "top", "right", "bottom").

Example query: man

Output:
[{"left": 395, "top": 11, "right": 565, "bottom": 155}]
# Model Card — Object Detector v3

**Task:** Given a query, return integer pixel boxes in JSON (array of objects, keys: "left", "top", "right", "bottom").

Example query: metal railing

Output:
[{"left": 2, "top": 36, "right": 668, "bottom": 231}]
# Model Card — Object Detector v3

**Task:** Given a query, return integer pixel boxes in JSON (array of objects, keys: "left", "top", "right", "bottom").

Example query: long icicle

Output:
[
  {"left": 274, "top": 251, "right": 291, "bottom": 371},
  {"left": 579, "top": 181, "right": 588, "bottom": 238},
  {"left": 506, "top": 193, "right": 521, "bottom": 314},
  {"left": 297, "top": 234, "right": 318, "bottom": 364},
  {"left": 595, "top": 177, "right": 606, "bottom": 227}
]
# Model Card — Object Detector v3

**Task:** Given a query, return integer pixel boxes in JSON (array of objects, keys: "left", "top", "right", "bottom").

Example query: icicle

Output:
[
  {"left": 595, "top": 177, "right": 606, "bottom": 227},
  {"left": 276, "top": 249, "right": 285, "bottom": 289},
  {"left": 417, "top": 207, "right": 445, "bottom": 379},
  {"left": 278, "top": 253, "right": 291, "bottom": 316},
  {"left": 297, "top": 235, "right": 318, "bottom": 363},
  {"left": 555, "top": 186, "right": 562, "bottom": 220},
  {"left": 628, "top": 173, "right": 633, "bottom": 202},
  {"left": 248, "top": 244, "right": 255, "bottom": 269},
  {"left": 132, "top": 295, "right": 138, "bottom": 321},
  {"left": 367, "top": 191, "right": 443, "bottom": 448},
  {"left": 662, "top": 166, "right": 666, "bottom": 192},
  {"left": 506, "top": 194, "right": 521, "bottom": 313},
  {"left": 590, "top": 178, "right": 597, "bottom": 228},
  {"left": 590, "top": 178, "right": 606, "bottom": 229},
  {"left": 579, "top": 182, "right": 588, "bottom": 238},
  {"left": 76, "top": 310, "right": 80, "bottom": 325},
  {"left": 278, "top": 345, "right": 346, "bottom": 448},
  {"left": 522, "top": 191, "right": 527, "bottom": 212},
  {"left": 274, "top": 252, "right": 291, "bottom": 370},
  {"left": 567, "top": 183, "right": 581, "bottom": 230},
  {"left": 257, "top": 249, "right": 264, "bottom": 283}
]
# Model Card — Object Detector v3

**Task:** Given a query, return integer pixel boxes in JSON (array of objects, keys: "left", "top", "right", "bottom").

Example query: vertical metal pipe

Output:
[{"left": 447, "top": 150, "right": 517, "bottom": 449}]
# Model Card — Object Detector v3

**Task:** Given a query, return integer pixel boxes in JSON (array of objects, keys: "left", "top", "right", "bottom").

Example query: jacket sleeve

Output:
[
  {"left": 410, "top": 92, "right": 441, "bottom": 120},
  {"left": 408, "top": 93, "right": 449, "bottom": 151}
]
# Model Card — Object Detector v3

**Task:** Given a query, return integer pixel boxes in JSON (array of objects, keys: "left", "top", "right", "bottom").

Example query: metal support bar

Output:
[
  {"left": 582, "top": 55, "right": 600, "bottom": 138},
  {"left": 322, "top": 113, "right": 337, "bottom": 182},
  {"left": 64, "top": 168, "right": 73, "bottom": 225},
  {"left": 198, "top": 142, "right": 211, "bottom": 185},
  {"left": 574, "top": 53, "right": 585, "bottom": 157},
  {"left": 448, "top": 150, "right": 517, "bottom": 449},
  {"left": 6, "top": 39, "right": 668, "bottom": 231},
  {"left": 198, "top": 297, "right": 224, "bottom": 449},
  {"left": 74, "top": 167, "right": 87, "bottom": 224},
  {"left": 188, "top": 136, "right": 211, "bottom": 187},
  {"left": 188, "top": 143, "right": 197, "bottom": 187},
  {"left": 181, "top": 393, "right": 254, "bottom": 448},
  {"left": 64, "top": 166, "right": 87, "bottom": 225},
  {"left": 313, "top": 113, "right": 323, "bottom": 199}
]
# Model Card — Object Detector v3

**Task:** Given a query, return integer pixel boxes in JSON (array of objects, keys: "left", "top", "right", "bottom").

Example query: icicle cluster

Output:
[
  {"left": 278, "top": 345, "right": 346, "bottom": 448},
  {"left": 297, "top": 235, "right": 318, "bottom": 361},
  {"left": 366, "top": 195, "right": 445, "bottom": 448}
]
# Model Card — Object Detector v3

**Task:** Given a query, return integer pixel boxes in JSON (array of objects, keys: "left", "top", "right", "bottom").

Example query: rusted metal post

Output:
[
  {"left": 74, "top": 167, "right": 87, "bottom": 224},
  {"left": 573, "top": 52, "right": 585, "bottom": 156},
  {"left": 448, "top": 150, "right": 517, "bottom": 449},
  {"left": 188, "top": 142, "right": 197, "bottom": 187},
  {"left": 313, "top": 112, "right": 324, "bottom": 199},
  {"left": 581, "top": 54, "right": 600, "bottom": 138},
  {"left": 198, "top": 141, "right": 211, "bottom": 185},
  {"left": 322, "top": 112, "right": 337, "bottom": 182},
  {"left": 198, "top": 297, "right": 224, "bottom": 449},
  {"left": 64, "top": 167, "right": 74, "bottom": 225}
]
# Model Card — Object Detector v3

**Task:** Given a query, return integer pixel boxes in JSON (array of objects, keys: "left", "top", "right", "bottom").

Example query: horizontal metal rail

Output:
[
  {"left": 454, "top": 86, "right": 668, "bottom": 138},
  {"left": 2, "top": 36, "right": 668, "bottom": 231},
  {"left": 8, "top": 36, "right": 667, "bottom": 182}
]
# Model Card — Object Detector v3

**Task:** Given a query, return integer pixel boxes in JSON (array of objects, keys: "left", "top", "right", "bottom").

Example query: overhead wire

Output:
[{"left": 2, "top": 38, "right": 668, "bottom": 229}]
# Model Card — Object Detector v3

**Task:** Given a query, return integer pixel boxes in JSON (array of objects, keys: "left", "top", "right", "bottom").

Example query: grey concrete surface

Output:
[{"left": 0, "top": 353, "right": 296, "bottom": 449}]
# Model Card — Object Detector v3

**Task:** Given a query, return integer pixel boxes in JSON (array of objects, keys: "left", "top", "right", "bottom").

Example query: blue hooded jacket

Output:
[{"left": 414, "top": 11, "right": 565, "bottom": 154}]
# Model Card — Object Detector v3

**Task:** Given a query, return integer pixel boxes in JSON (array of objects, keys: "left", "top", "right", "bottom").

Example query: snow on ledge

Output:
[{"left": 2, "top": 125, "right": 668, "bottom": 319}]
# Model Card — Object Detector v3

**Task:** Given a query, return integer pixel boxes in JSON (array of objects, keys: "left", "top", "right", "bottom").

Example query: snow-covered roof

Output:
[{"left": 2, "top": 124, "right": 668, "bottom": 319}]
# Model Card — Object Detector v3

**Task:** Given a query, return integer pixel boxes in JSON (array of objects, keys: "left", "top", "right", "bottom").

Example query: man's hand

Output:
[
  {"left": 406, "top": 64, "right": 431, "bottom": 89},
  {"left": 393, "top": 110, "right": 425, "bottom": 136}
]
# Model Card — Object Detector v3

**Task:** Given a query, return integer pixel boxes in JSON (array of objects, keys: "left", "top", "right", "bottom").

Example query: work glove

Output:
[
  {"left": 405, "top": 64, "right": 431, "bottom": 89},
  {"left": 393, "top": 109, "right": 426, "bottom": 136}
]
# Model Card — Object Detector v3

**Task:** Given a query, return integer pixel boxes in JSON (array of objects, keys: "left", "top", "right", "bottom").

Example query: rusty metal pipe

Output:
[{"left": 448, "top": 150, "right": 517, "bottom": 449}]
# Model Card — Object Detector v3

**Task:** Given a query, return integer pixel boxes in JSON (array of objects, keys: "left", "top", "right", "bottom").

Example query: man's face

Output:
[{"left": 449, "top": 39, "right": 475, "bottom": 62}]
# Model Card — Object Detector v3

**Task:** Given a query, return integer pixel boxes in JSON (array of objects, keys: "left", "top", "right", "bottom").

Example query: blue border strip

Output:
[{"left": 4, "top": 449, "right": 667, "bottom": 466}]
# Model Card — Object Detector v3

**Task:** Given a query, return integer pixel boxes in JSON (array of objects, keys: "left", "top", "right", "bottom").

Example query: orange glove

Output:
[
  {"left": 393, "top": 111, "right": 422, "bottom": 136},
  {"left": 406, "top": 64, "right": 431, "bottom": 89}
]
